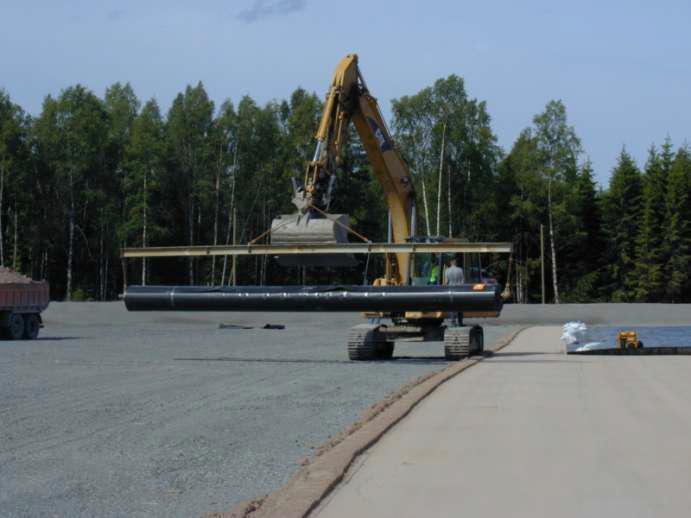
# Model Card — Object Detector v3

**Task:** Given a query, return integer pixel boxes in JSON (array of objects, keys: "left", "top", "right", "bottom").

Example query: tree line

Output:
[{"left": 0, "top": 77, "right": 689, "bottom": 302}]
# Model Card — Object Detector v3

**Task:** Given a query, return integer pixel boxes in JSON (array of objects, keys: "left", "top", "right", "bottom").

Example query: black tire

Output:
[
  {"left": 23, "top": 314, "right": 40, "bottom": 340},
  {"left": 444, "top": 326, "right": 471, "bottom": 360},
  {"left": 4, "top": 313, "right": 25, "bottom": 340}
]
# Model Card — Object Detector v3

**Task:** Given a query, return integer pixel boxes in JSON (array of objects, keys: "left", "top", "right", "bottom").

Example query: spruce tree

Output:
[
  {"left": 634, "top": 144, "right": 669, "bottom": 301},
  {"left": 566, "top": 160, "right": 605, "bottom": 300},
  {"left": 663, "top": 147, "right": 691, "bottom": 300},
  {"left": 601, "top": 149, "right": 643, "bottom": 301}
]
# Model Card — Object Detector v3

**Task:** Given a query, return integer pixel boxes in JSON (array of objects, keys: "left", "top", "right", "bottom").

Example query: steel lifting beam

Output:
[{"left": 121, "top": 242, "right": 512, "bottom": 258}]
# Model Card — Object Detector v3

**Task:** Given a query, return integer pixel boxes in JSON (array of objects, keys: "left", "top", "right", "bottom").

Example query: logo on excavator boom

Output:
[{"left": 367, "top": 117, "right": 392, "bottom": 152}]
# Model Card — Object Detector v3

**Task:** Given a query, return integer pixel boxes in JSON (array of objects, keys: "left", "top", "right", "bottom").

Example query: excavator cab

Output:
[{"left": 411, "top": 247, "right": 496, "bottom": 287}]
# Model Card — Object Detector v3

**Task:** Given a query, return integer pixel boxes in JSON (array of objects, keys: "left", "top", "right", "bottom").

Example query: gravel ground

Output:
[{"left": 1, "top": 302, "right": 689, "bottom": 517}]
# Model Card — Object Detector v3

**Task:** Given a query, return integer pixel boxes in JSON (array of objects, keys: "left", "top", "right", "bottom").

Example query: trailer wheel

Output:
[
  {"left": 3, "top": 313, "right": 25, "bottom": 340},
  {"left": 23, "top": 314, "right": 40, "bottom": 340}
]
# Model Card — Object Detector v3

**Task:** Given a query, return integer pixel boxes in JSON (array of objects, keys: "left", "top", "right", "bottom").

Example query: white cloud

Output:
[{"left": 236, "top": 0, "right": 306, "bottom": 23}]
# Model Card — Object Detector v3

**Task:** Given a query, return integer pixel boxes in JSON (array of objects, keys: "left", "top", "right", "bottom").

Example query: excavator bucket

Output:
[{"left": 270, "top": 212, "right": 358, "bottom": 267}]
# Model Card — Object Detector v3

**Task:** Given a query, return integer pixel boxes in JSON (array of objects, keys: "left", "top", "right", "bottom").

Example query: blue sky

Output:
[{"left": 2, "top": 0, "right": 690, "bottom": 184}]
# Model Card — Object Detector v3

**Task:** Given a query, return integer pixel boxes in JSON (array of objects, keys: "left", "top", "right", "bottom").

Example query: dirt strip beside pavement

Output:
[{"left": 208, "top": 326, "right": 527, "bottom": 518}]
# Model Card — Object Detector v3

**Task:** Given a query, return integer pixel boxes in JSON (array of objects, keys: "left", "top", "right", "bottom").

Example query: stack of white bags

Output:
[{"left": 561, "top": 321, "right": 606, "bottom": 353}]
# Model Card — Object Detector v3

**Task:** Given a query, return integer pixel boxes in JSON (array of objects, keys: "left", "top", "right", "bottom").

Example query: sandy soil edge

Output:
[{"left": 206, "top": 326, "right": 527, "bottom": 518}]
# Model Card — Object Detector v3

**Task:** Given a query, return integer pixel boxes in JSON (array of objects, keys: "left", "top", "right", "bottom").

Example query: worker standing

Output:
[
  {"left": 443, "top": 258, "right": 465, "bottom": 286},
  {"left": 444, "top": 258, "right": 464, "bottom": 326},
  {"left": 428, "top": 257, "right": 441, "bottom": 285}
]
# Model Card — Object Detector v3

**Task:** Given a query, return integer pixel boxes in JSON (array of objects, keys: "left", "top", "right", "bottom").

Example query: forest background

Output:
[{"left": 0, "top": 75, "right": 689, "bottom": 302}]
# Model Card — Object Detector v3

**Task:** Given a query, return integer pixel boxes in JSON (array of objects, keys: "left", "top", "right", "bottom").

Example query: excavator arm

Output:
[{"left": 282, "top": 54, "right": 416, "bottom": 284}]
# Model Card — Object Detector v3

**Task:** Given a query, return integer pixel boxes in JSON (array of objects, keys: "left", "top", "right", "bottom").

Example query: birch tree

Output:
[
  {"left": 532, "top": 100, "right": 581, "bottom": 304},
  {"left": 122, "top": 99, "right": 165, "bottom": 284},
  {"left": 33, "top": 86, "right": 108, "bottom": 299},
  {"left": 166, "top": 83, "right": 214, "bottom": 284},
  {"left": 391, "top": 76, "right": 500, "bottom": 240},
  {"left": 0, "top": 93, "right": 18, "bottom": 265}
]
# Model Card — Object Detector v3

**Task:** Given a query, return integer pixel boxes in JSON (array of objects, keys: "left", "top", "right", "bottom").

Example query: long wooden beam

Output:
[{"left": 121, "top": 242, "right": 512, "bottom": 258}]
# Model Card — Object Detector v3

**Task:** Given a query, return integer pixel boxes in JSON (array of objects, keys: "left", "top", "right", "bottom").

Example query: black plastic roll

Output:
[{"left": 123, "top": 284, "right": 503, "bottom": 313}]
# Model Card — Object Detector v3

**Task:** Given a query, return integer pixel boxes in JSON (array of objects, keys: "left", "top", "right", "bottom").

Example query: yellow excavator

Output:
[
  {"left": 122, "top": 53, "right": 508, "bottom": 360},
  {"left": 271, "top": 54, "right": 494, "bottom": 360}
]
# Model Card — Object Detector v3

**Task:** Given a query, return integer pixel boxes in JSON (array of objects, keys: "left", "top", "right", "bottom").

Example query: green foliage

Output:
[
  {"left": 1, "top": 78, "right": 689, "bottom": 302},
  {"left": 601, "top": 148, "right": 643, "bottom": 301},
  {"left": 560, "top": 161, "right": 606, "bottom": 300},
  {"left": 0, "top": 89, "right": 31, "bottom": 269},
  {"left": 391, "top": 75, "right": 501, "bottom": 239},
  {"left": 532, "top": 100, "right": 581, "bottom": 184},
  {"left": 663, "top": 147, "right": 691, "bottom": 300},
  {"left": 71, "top": 288, "right": 87, "bottom": 301},
  {"left": 31, "top": 85, "right": 110, "bottom": 299},
  {"left": 121, "top": 99, "right": 166, "bottom": 245},
  {"left": 634, "top": 144, "right": 669, "bottom": 301}
]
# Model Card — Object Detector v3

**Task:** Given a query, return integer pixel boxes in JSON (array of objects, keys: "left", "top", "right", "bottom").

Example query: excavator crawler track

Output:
[
  {"left": 443, "top": 325, "right": 484, "bottom": 360},
  {"left": 347, "top": 324, "right": 394, "bottom": 361}
]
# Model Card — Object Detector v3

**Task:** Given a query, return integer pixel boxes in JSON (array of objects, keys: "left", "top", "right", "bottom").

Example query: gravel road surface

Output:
[
  {"left": 314, "top": 325, "right": 691, "bottom": 518},
  {"left": 2, "top": 302, "right": 519, "bottom": 517},
  {"left": 2, "top": 303, "right": 689, "bottom": 517}
]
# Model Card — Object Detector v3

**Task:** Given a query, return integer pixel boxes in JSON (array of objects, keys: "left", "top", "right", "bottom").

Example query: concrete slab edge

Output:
[{"left": 207, "top": 326, "right": 528, "bottom": 518}]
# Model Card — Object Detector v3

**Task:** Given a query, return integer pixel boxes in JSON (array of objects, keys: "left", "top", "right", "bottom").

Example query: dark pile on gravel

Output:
[{"left": 0, "top": 267, "right": 32, "bottom": 283}]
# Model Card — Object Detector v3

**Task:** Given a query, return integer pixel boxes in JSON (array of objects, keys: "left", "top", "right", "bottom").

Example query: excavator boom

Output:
[{"left": 271, "top": 54, "right": 415, "bottom": 282}]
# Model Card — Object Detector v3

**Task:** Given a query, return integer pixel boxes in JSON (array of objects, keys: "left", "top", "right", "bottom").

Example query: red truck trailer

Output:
[{"left": 0, "top": 267, "right": 49, "bottom": 340}]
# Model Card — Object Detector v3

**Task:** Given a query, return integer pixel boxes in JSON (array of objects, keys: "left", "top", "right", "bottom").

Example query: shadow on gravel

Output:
[
  {"left": 175, "top": 357, "right": 352, "bottom": 364},
  {"left": 376, "top": 356, "right": 450, "bottom": 364},
  {"left": 35, "top": 336, "right": 86, "bottom": 341},
  {"left": 491, "top": 351, "right": 561, "bottom": 357},
  {"left": 0, "top": 336, "right": 86, "bottom": 342},
  {"left": 174, "top": 356, "right": 452, "bottom": 365},
  {"left": 488, "top": 359, "right": 583, "bottom": 364}
]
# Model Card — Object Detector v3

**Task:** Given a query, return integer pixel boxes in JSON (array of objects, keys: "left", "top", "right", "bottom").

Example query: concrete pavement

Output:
[{"left": 312, "top": 326, "right": 691, "bottom": 518}]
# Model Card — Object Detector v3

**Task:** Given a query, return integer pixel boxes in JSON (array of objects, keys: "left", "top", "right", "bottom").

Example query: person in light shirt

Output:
[
  {"left": 443, "top": 258, "right": 465, "bottom": 286},
  {"left": 443, "top": 258, "right": 464, "bottom": 326}
]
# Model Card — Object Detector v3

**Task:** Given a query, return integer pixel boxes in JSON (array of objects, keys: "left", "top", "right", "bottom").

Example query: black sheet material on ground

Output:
[{"left": 569, "top": 346, "right": 691, "bottom": 355}]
